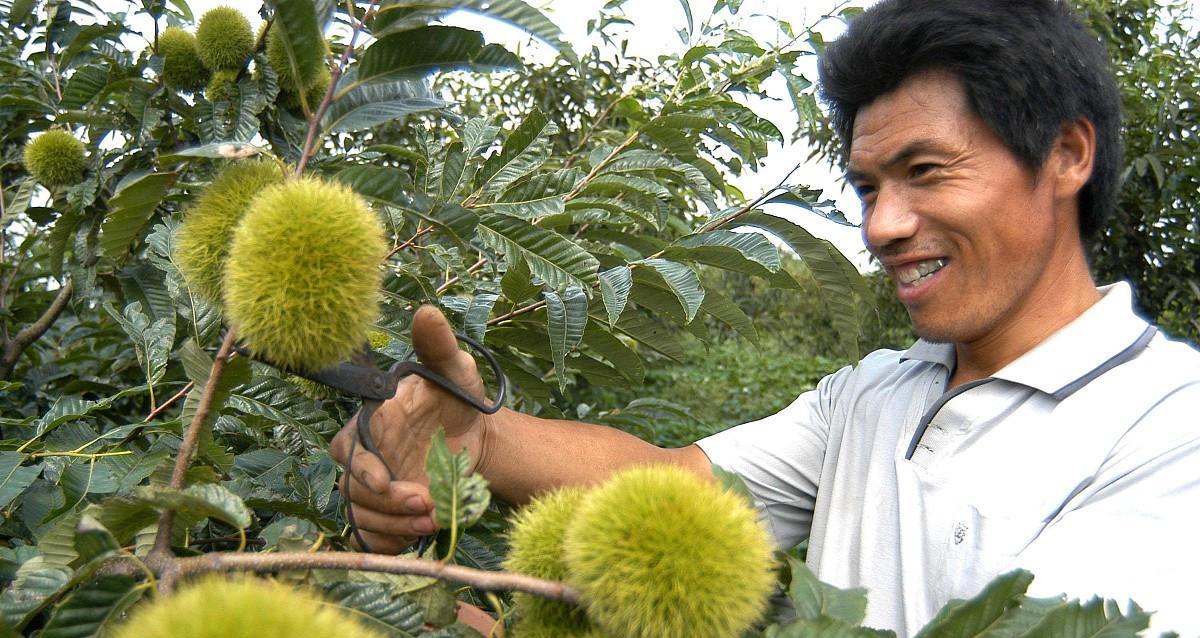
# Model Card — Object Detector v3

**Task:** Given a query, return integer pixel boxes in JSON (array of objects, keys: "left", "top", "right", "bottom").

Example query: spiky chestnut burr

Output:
[{"left": 222, "top": 176, "right": 387, "bottom": 372}]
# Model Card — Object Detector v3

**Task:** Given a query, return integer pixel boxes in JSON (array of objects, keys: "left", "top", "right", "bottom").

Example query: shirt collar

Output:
[{"left": 900, "top": 282, "right": 1153, "bottom": 397}]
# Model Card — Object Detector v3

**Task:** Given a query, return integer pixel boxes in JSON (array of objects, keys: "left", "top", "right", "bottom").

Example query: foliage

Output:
[
  {"left": 1071, "top": 0, "right": 1200, "bottom": 343},
  {"left": 0, "top": 0, "right": 1176, "bottom": 635}
]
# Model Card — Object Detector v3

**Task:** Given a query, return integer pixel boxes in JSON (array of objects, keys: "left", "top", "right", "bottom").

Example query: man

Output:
[{"left": 331, "top": 0, "right": 1200, "bottom": 634}]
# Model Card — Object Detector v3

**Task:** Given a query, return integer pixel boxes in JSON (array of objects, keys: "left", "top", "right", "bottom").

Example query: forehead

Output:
[{"left": 847, "top": 71, "right": 979, "bottom": 169}]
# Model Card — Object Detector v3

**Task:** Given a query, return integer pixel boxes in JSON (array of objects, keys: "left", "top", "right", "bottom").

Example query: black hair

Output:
[{"left": 818, "top": 0, "right": 1121, "bottom": 239}]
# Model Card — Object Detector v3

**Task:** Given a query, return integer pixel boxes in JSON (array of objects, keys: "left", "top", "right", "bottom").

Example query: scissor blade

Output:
[{"left": 305, "top": 362, "right": 396, "bottom": 401}]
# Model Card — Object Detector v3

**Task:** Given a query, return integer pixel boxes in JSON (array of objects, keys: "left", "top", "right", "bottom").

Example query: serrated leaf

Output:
[
  {"left": 581, "top": 173, "right": 672, "bottom": 202},
  {"left": 564, "top": 196, "right": 658, "bottom": 229},
  {"left": 462, "top": 292, "right": 498, "bottom": 343},
  {"left": 545, "top": 285, "right": 587, "bottom": 391},
  {"left": 599, "top": 266, "right": 632, "bottom": 327},
  {"left": 40, "top": 574, "right": 144, "bottom": 638},
  {"left": 1, "top": 562, "right": 72, "bottom": 629},
  {"left": 59, "top": 65, "right": 108, "bottom": 110},
  {"left": 711, "top": 464, "right": 755, "bottom": 507},
  {"left": 325, "top": 72, "right": 447, "bottom": 133},
  {"left": 664, "top": 230, "right": 781, "bottom": 276},
  {"left": 913, "top": 570, "right": 1033, "bottom": 638},
  {"left": 735, "top": 212, "right": 865, "bottom": 358},
  {"left": 0, "top": 453, "right": 41, "bottom": 510},
  {"left": 600, "top": 310, "right": 686, "bottom": 362},
  {"left": 767, "top": 616, "right": 895, "bottom": 638},
  {"left": 479, "top": 109, "right": 558, "bottom": 195},
  {"left": 227, "top": 375, "right": 338, "bottom": 455},
  {"left": 103, "top": 301, "right": 174, "bottom": 389},
  {"left": 764, "top": 185, "right": 855, "bottom": 226},
  {"left": 157, "top": 141, "right": 264, "bottom": 163},
  {"left": 131, "top": 483, "right": 253, "bottom": 530},
  {"left": 580, "top": 322, "right": 643, "bottom": 384},
  {"left": 0, "top": 179, "right": 35, "bottom": 230},
  {"left": 355, "top": 26, "right": 520, "bottom": 87},
  {"left": 73, "top": 514, "right": 121, "bottom": 565},
  {"left": 439, "top": 142, "right": 468, "bottom": 201},
  {"left": 696, "top": 287, "right": 758, "bottom": 345},
  {"left": 336, "top": 166, "right": 478, "bottom": 242},
  {"left": 425, "top": 430, "right": 490, "bottom": 537},
  {"left": 601, "top": 149, "right": 717, "bottom": 213},
  {"left": 265, "top": 0, "right": 324, "bottom": 92},
  {"left": 99, "top": 171, "right": 178, "bottom": 261},
  {"left": 322, "top": 581, "right": 424, "bottom": 636},
  {"left": 378, "top": 0, "right": 574, "bottom": 61},
  {"left": 1021, "top": 597, "right": 1149, "bottom": 638},
  {"left": 786, "top": 555, "right": 869, "bottom": 626},
  {"left": 637, "top": 259, "right": 704, "bottom": 323},
  {"left": 477, "top": 213, "right": 599, "bottom": 292}
]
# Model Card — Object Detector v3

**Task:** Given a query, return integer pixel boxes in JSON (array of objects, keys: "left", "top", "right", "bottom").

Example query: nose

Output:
[{"left": 862, "top": 184, "right": 919, "bottom": 253}]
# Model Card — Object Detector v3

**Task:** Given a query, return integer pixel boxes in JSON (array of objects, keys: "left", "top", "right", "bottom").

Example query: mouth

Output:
[{"left": 892, "top": 258, "right": 947, "bottom": 288}]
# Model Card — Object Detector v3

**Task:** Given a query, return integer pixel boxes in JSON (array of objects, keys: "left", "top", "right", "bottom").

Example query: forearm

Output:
[{"left": 469, "top": 407, "right": 712, "bottom": 505}]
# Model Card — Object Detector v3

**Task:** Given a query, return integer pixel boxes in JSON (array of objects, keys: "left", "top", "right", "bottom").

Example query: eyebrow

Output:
[{"left": 846, "top": 138, "right": 949, "bottom": 184}]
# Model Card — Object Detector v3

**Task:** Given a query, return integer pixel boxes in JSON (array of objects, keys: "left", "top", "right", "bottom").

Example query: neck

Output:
[{"left": 949, "top": 248, "right": 1101, "bottom": 389}]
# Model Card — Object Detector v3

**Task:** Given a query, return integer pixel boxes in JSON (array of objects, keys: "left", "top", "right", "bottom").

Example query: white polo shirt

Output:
[{"left": 696, "top": 282, "right": 1200, "bottom": 636}]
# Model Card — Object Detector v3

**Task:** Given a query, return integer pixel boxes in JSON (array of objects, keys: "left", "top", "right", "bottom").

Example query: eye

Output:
[{"left": 909, "top": 163, "right": 938, "bottom": 178}]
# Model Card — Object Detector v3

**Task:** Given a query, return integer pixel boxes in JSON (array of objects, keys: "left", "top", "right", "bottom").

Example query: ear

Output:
[{"left": 1050, "top": 117, "right": 1096, "bottom": 199}]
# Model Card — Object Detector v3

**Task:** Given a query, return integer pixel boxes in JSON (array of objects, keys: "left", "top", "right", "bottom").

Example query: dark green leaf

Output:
[
  {"left": 40, "top": 575, "right": 144, "bottom": 638},
  {"left": 477, "top": 213, "right": 599, "bottom": 292},
  {"left": 131, "top": 482, "right": 253, "bottom": 530},
  {"left": 479, "top": 109, "right": 558, "bottom": 195},
  {"left": 664, "top": 230, "right": 781, "bottom": 276},
  {"left": 500, "top": 255, "right": 540, "bottom": 304},
  {"left": 545, "top": 285, "right": 587, "bottom": 391},
  {"left": 325, "top": 73, "right": 447, "bottom": 133},
  {"left": 99, "top": 172, "right": 178, "bottom": 261},
  {"left": 637, "top": 259, "right": 704, "bottom": 323},
  {"left": 0, "top": 452, "right": 42, "bottom": 510},
  {"left": 599, "top": 266, "right": 632, "bottom": 327},
  {"left": 786, "top": 555, "right": 869, "bottom": 626},
  {"left": 322, "top": 581, "right": 424, "bottom": 636},
  {"left": 1021, "top": 597, "right": 1149, "bottom": 638},
  {"left": 355, "top": 26, "right": 520, "bottom": 86}
]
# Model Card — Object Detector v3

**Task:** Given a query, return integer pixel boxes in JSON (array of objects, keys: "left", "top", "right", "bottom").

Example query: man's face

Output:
[{"left": 847, "top": 71, "right": 1067, "bottom": 345}]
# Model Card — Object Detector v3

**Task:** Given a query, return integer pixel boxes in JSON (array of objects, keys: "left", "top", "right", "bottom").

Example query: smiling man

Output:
[{"left": 332, "top": 0, "right": 1200, "bottom": 634}]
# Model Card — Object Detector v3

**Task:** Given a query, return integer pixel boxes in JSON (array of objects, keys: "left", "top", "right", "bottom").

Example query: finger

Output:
[
  {"left": 330, "top": 420, "right": 354, "bottom": 464},
  {"left": 342, "top": 438, "right": 396, "bottom": 494},
  {"left": 350, "top": 527, "right": 417, "bottom": 555},
  {"left": 348, "top": 503, "right": 437, "bottom": 538},
  {"left": 341, "top": 473, "right": 433, "bottom": 515}
]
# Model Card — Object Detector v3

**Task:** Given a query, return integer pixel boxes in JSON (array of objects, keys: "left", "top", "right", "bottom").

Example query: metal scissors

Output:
[{"left": 234, "top": 332, "right": 507, "bottom": 554}]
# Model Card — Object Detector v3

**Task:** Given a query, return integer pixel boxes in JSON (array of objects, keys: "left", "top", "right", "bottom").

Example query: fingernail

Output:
[
  {"left": 413, "top": 517, "right": 435, "bottom": 534},
  {"left": 405, "top": 495, "right": 426, "bottom": 512}
]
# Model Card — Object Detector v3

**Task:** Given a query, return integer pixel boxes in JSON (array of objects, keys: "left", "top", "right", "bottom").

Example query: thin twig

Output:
[
  {"left": 487, "top": 300, "right": 546, "bottom": 327},
  {"left": 295, "top": 0, "right": 380, "bottom": 176},
  {"left": 173, "top": 552, "right": 582, "bottom": 605},
  {"left": 436, "top": 256, "right": 488, "bottom": 295},
  {"left": 149, "top": 329, "right": 238, "bottom": 570},
  {"left": 384, "top": 225, "right": 436, "bottom": 261},
  {"left": 562, "top": 132, "right": 639, "bottom": 202},
  {"left": 0, "top": 279, "right": 73, "bottom": 381},
  {"left": 144, "top": 382, "right": 194, "bottom": 422}
]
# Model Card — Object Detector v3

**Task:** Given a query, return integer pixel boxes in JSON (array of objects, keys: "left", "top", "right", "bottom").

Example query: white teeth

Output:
[{"left": 895, "top": 259, "right": 946, "bottom": 285}]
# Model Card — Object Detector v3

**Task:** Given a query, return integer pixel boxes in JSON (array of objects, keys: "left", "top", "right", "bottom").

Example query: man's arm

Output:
[{"left": 329, "top": 305, "right": 712, "bottom": 553}]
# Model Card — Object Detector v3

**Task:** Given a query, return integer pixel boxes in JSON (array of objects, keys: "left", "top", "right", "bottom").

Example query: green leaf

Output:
[
  {"left": 913, "top": 570, "right": 1034, "bottom": 638},
  {"left": 461, "top": 292, "right": 498, "bottom": 343},
  {"left": 0, "top": 453, "right": 42, "bottom": 510},
  {"left": 59, "top": 65, "right": 108, "bottom": 110},
  {"left": 477, "top": 213, "right": 599, "bottom": 292},
  {"left": 786, "top": 555, "right": 869, "bottom": 626},
  {"left": 322, "top": 581, "right": 424, "bottom": 636},
  {"left": 1021, "top": 597, "right": 1149, "bottom": 638},
  {"left": 711, "top": 464, "right": 755, "bottom": 507},
  {"left": 99, "top": 171, "right": 178, "bottom": 261},
  {"left": 599, "top": 266, "right": 633, "bottom": 327},
  {"left": 0, "top": 179, "right": 35, "bottom": 230},
  {"left": 103, "top": 301, "right": 175, "bottom": 388},
  {"left": 131, "top": 483, "right": 253, "bottom": 530},
  {"left": 0, "top": 562, "right": 72, "bottom": 629},
  {"left": 355, "top": 26, "right": 520, "bottom": 87},
  {"left": 378, "top": 0, "right": 575, "bottom": 62},
  {"left": 500, "top": 255, "right": 540, "bottom": 304},
  {"left": 40, "top": 575, "right": 144, "bottom": 638},
  {"left": 664, "top": 230, "right": 781, "bottom": 276},
  {"left": 735, "top": 212, "right": 865, "bottom": 358},
  {"left": 767, "top": 616, "right": 895, "bottom": 638},
  {"left": 336, "top": 166, "right": 479, "bottom": 242},
  {"left": 490, "top": 169, "right": 582, "bottom": 219},
  {"left": 266, "top": 0, "right": 324, "bottom": 91},
  {"left": 545, "top": 285, "right": 587, "bottom": 391},
  {"left": 764, "top": 185, "right": 855, "bottom": 226},
  {"left": 637, "top": 259, "right": 704, "bottom": 323},
  {"left": 601, "top": 149, "right": 718, "bottom": 213},
  {"left": 227, "top": 376, "right": 338, "bottom": 455},
  {"left": 439, "top": 142, "right": 468, "bottom": 201},
  {"left": 325, "top": 73, "right": 447, "bottom": 133},
  {"left": 72, "top": 514, "right": 121, "bottom": 564},
  {"left": 601, "top": 310, "right": 686, "bottom": 362},
  {"left": 479, "top": 109, "right": 559, "bottom": 195},
  {"left": 580, "top": 321, "right": 643, "bottom": 385},
  {"left": 425, "top": 429, "right": 490, "bottom": 544},
  {"left": 581, "top": 173, "right": 672, "bottom": 203}
]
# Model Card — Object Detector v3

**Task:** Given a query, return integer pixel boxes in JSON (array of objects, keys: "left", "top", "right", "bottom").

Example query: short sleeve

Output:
[{"left": 695, "top": 366, "right": 849, "bottom": 549}]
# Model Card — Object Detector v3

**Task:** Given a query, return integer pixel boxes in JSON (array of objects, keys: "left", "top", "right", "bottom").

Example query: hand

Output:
[{"left": 330, "top": 305, "right": 490, "bottom": 553}]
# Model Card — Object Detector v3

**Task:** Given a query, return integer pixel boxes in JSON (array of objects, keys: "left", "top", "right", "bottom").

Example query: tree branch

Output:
[
  {"left": 0, "top": 279, "right": 73, "bottom": 381},
  {"left": 149, "top": 329, "right": 238, "bottom": 572},
  {"left": 294, "top": 0, "right": 380, "bottom": 176},
  {"left": 172, "top": 552, "right": 582, "bottom": 604}
]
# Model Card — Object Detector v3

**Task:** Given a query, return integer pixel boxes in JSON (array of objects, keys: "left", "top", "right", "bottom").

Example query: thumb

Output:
[{"left": 411, "top": 305, "right": 471, "bottom": 378}]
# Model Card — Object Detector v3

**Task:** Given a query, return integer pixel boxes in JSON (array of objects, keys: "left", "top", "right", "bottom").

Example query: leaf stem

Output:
[
  {"left": 173, "top": 552, "right": 583, "bottom": 604},
  {"left": 487, "top": 300, "right": 546, "bottom": 326}
]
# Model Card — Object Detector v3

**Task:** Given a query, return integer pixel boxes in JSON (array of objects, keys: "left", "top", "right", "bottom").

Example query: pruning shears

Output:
[{"left": 234, "top": 332, "right": 507, "bottom": 554}]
